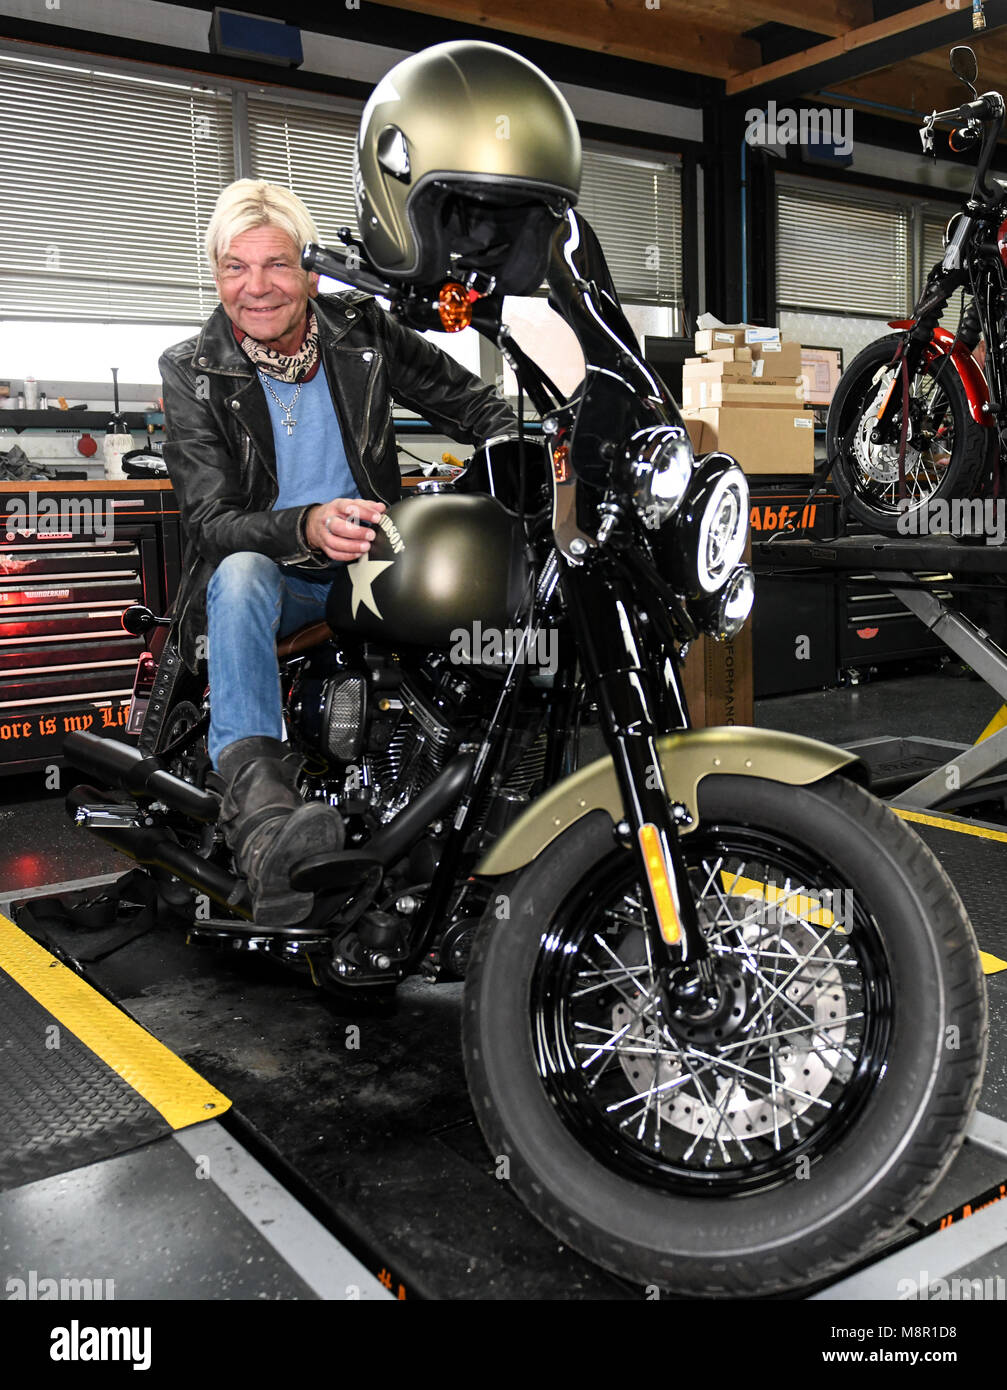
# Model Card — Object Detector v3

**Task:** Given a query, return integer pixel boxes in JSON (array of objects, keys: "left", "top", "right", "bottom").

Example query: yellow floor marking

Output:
[
  {"left": 0, "top": 912, "right": 230, "bottom": 1129},
  {"left": 976, "top": 704, "right": 1007, "bottom": 745},
  {"left": 719, "top": 871, "right": 838, "bottom": 927},
  {"left": 980, "top": 951, "right": 1007, "bottom": 976},
  {"left": 720, "top": 872, "right": 1007, "bottom": 972},
  {"left": 893, "top": 807, "right": 1007, "bottom": 845}
]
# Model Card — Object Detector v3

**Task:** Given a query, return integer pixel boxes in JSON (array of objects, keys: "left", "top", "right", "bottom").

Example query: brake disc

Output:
[
  {"left": 852, "top": 381, "right": 921, "bottom": 485},
  {"left": 611, "top": 914, "right": 851, "bottom": 1141}
]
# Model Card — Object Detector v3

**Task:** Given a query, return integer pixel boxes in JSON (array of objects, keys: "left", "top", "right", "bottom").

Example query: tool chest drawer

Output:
[{"left": 0, "top": 527, "right": 163, "bottom": 773}]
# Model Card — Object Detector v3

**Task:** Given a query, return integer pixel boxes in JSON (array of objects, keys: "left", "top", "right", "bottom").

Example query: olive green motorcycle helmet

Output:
[{"left": 354, "top": 40, "right": 581, "bottom": 296}]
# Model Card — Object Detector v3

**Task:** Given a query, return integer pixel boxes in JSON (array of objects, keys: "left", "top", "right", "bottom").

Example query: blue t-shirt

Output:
[
  {"left": 260, "top": 365, "right": 358, "bottom": 512},
  {"left": 259, "top": 365, "right": 359, "bottom": 580}
]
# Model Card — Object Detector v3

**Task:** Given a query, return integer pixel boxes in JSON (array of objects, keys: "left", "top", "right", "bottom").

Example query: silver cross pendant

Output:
[{"left": 283, "top": 411, "right": 297, "bottom": 436}]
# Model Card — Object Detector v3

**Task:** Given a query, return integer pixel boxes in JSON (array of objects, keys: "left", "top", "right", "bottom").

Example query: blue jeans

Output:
[{"left": 206, "top": 551, "right": 334, "bottom": 769}]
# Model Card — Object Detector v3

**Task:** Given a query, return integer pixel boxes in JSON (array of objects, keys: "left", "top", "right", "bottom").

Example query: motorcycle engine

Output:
[{"left": 290, "top": 647, "right": 472, "bottom": 823}]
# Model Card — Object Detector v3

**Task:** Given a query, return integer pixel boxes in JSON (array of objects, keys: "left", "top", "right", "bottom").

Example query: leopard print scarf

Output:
[{"left": 240, "top": 305, "right": 319, "bottom": 382}]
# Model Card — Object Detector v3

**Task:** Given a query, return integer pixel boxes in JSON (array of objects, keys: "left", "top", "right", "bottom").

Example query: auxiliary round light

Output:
[{"left": 715, "top": 564, "right": 755, "bottom": 640}]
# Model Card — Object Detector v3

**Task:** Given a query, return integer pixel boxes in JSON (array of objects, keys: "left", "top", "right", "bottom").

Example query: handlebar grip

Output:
[
  {"left": 931, "top": 93, "right": 1003, "bottom": 125},
  {"left": 301, "top": 241, "right": 392, "bottom": 297}
]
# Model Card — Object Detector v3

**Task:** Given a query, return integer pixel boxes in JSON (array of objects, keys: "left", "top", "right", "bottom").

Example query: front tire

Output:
[
  {"left": 827, "top": 333, "right": 989, "bottom": 533},
  {"left": 462, "top": 774, "right": 986, "bottom": 1295}
]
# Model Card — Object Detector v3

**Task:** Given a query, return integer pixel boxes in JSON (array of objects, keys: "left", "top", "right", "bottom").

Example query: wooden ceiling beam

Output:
[
  {"left": 826, "top": 62, "right": 962, "bottom": 116},
  {"left": 725, "top": 0, "right": 1007, "bottom": 99},
  {"left": 371, "top": 0, "right": 761, "bottom": 78},
  {"left": 670, "top": 0, "right": 872, "bottom": 41}
]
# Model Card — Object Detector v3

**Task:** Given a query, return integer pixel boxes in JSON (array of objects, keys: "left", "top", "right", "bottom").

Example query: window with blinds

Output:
[
  {"left": 921, "top": 213, "right": 965, "bottom": 333},
  {"left": 579, "top": 149, "right": 682, "bottom": 306},
  {"left": 246, "top": 100, "right": 682, "bottom": 307},
  {"left": 247, "top": 97, "right": 358, "bottom": 244},
  {"left": 776, "top": 177, "right": 909, "bottom": 317},
  {"left": 0, "top": 53, "right": 233, "bottom": 322}
]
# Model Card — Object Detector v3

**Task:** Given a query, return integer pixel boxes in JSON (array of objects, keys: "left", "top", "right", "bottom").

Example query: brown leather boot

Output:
[{"left": 217, "top": 736, "right": 344, "bottom": 927}]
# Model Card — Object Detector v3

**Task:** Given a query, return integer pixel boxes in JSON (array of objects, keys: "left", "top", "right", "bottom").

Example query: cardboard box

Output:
[
  {"left": 682, "top": 360, "right": 753, "bottom": 382},
  {"left": 683, "top": 406, "right": 815, "bottom": 474},
  {"left": 695, "top": 325, "right": 782, "bottom": 355},
  {"left": 704, "top": 346, "right": 752, "bottom": 364},
  {"left": 681, "top": 379, "right": 804, "bottom": 410},
  {"left": 751, "top": 341, "right": 803, "bottom": 377},
  {"left": 680, "top": 537, "right": 753, "bottom": 729}
]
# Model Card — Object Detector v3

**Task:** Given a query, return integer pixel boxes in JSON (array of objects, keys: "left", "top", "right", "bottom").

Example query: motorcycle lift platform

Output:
[
  {"left": 755, "top": 531, "right": 1007, "bottom": 811},
  {"left": 4, "top": 802, "right": 1007, "bottom": 1302}
]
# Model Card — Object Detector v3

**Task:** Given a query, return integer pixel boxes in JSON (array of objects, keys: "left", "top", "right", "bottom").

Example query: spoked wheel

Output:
[
  {"left": 534, "top": 830, "right": 886, "bottom": 1194},
  {"left": 463, "top": 774, "right": 987, "bottom": 1295},
  {"left": 827, "top": 333, "right": 989, "bottom": 533}
]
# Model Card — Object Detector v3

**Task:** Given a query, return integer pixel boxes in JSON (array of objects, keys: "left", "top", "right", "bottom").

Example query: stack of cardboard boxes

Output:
[{"left": 681, "top": 324, "right": 814, "bottom": 475}]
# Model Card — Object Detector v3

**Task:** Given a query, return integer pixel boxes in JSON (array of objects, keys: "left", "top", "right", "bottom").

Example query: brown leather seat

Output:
[{"left": 276, "top": 620, "right": 334, "bottom": 660}]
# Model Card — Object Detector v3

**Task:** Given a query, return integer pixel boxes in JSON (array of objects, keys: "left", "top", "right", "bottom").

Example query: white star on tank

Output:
[{"left": 348, "top": 555, "right": 395, "bottom": 619}]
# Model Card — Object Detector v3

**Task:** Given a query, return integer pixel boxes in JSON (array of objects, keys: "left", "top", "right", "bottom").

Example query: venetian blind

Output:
[
  {"left": 248, "top": 99, "right": 683, "bottom": 306},
  {"left": 579, "top": 148, "right": 683, "bottom": 306},
  {"left": 776, "top": 177, "right": 910, "bottom": 317},
  {"left": 247, "top": 96, "right": 358, "bottom": 245},
  {"left": 0, "top": 53, "right": 233, "bottom": 322},
  {"left": 922, "top": 214, "right": 965, "bottom": 334}
]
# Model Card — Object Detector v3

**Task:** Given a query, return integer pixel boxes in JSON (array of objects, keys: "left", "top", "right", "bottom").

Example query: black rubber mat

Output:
[
  {"left": 908, "top": 819, "right": 1007, "bottom": 965},
  {"left": 0, "top": 968, "right": 167, "bottom": 1192}
]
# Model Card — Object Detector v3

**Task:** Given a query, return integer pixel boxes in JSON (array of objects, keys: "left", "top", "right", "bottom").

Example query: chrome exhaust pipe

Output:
[
  {"left": 65, "top": 783, "right": 247, "bottom": 918},
  {"left": 64, "top": 731, "right": 219, "bottom": 823}
]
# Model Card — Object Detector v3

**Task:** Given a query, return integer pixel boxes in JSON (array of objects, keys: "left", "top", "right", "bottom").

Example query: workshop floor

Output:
[{"left": 2, "top": 662, "right": 1007, "bottom": 1300}]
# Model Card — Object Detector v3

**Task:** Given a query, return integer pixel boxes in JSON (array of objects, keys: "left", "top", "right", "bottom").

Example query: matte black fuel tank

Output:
[{"left": 324, "top": 492, "right": 530, "bottom": 647}]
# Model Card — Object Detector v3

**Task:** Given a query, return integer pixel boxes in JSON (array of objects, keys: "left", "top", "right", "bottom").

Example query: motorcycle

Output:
[
  {"left": 63, "top": 202, "right": 987, "bottom": 1296},
  {"left": 827, "top": 45, "right": 1004, "bottom": 533}
]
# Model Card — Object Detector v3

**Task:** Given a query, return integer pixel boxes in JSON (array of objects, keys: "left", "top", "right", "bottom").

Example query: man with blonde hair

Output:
[{"left": 158, "top": 179, "right": 515, "bottom": 927}]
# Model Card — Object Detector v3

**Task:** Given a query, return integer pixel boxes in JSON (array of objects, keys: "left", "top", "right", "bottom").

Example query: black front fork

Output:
[
  {"left": 874, "top": 271, "right": 962, "bottom": 444},
  {"left": 561, "top": 559, "right": 711, "bottom": 981}
]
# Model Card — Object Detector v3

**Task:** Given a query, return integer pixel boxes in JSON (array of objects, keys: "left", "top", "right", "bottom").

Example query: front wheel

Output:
[
  {"left": 827, "top": 333, "right": 989, "bottom": 532},
  {"left": 462, "top": 774, "right": 986, "bottom": 1295}
]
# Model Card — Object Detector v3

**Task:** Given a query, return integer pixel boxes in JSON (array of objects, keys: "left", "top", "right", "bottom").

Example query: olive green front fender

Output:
[{"left": 475, "top": 726, "right": 866, "bottom": 877}]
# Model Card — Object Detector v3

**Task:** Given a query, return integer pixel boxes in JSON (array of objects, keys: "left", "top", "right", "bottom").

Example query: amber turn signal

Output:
[
  {"left": 638, "top": 822, "right": 681, "bottom": 945},
  {"left": 438, "top": 281, "right": 474, "bottom": 332}
]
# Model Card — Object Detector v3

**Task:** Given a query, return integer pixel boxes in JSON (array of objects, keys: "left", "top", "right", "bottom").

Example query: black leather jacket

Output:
[{"left": 159, "top": 289, "right": 516, "bottom": 672}]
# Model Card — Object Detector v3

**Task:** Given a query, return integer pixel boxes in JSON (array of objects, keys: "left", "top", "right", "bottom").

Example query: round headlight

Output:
[
  {"left": 651, "top": 453, "right": 751, "bottom": 600},
  {"left": 624, "top": 425, "right": 694, "bottom": 529},
  {"left": 696, "top": 464, "right": 749, "bottom": 593},
  {"left": 687, "top": 566, "right": 755, "bottom": 640}
]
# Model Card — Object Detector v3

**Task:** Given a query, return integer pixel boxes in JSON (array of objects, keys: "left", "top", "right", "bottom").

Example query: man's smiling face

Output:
[{"left": 215, "top": 224, "right": 320, "bottom": 354}]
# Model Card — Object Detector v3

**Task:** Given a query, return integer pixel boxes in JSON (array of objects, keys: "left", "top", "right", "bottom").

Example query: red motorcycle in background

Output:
[{"left": 827, "top": 46, "right": 1005, "bottom": 532}]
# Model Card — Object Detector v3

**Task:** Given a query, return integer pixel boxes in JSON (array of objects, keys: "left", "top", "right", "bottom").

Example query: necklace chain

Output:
[{"left": 259, "top": 372, "right": 303, "bottom": 435}]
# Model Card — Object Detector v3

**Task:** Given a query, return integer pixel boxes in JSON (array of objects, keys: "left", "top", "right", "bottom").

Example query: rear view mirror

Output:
[{"left": 950, "top": 45, "right": 979, "bottom": 90}]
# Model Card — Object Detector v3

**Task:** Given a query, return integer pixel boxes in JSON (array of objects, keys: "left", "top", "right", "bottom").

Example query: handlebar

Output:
[
  {"left": 922, "top": 91, "right": 1005, "bottom": 206},
  {"left": 930, "top": 92, "right": 1003, "bottom": 126},
  {"left": 301, "top": 240, "right": 395, "bottom": 298}
]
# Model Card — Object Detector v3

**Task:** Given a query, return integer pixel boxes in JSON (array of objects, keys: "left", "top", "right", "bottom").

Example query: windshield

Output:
[{"left": 544, "top": 209, "right": 689, "bottom": 486}]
